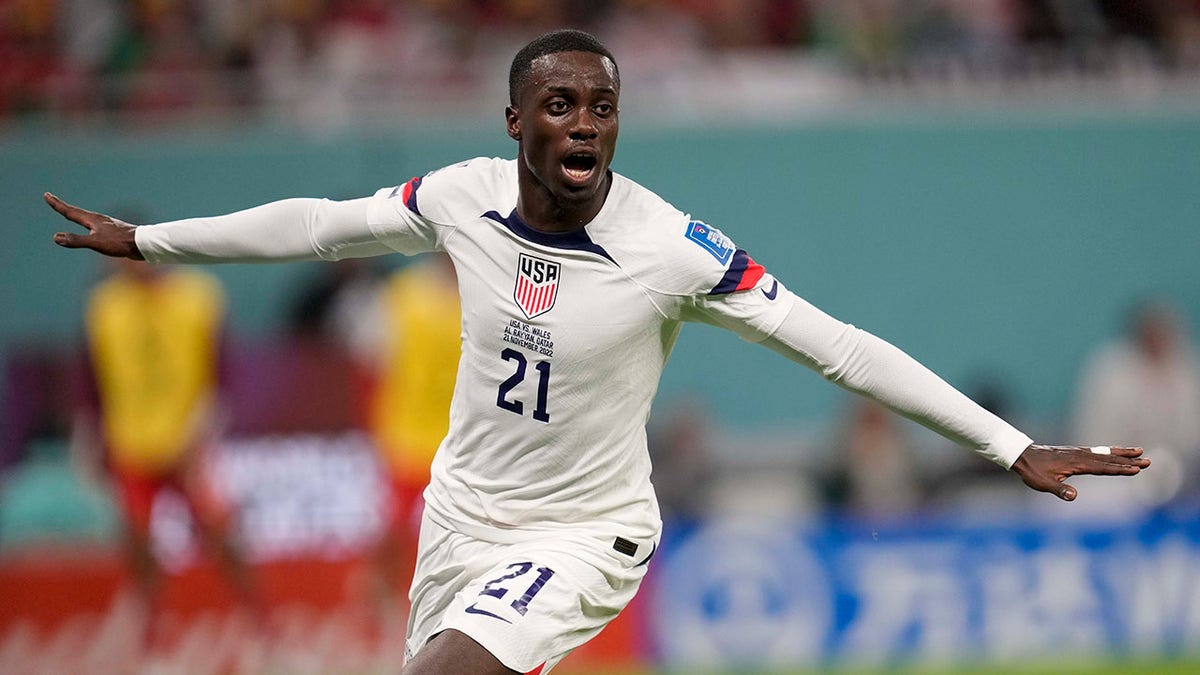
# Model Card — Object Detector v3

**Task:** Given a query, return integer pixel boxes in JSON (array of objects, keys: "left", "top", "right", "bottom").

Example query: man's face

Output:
[{"left": 507, "top": 50, "right": 620, "bottom": 206}]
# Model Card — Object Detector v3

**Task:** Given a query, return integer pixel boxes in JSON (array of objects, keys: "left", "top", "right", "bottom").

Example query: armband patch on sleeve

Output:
[
  {"left": 389, "top": 176, "right": 423, "bottom": 216},
  {"left": 685, "top": 220, "right": 734, "bottom": 265}
]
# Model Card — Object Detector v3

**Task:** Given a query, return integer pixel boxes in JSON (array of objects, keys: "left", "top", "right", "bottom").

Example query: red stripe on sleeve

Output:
[
  {"left": 400, "top": 175, "right": 425, "bottom": 214},
  {"left": 734, "top": 257, "right": 766, "bottom": 291}
]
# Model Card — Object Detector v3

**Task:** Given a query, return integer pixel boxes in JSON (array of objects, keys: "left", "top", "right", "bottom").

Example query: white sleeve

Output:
[
  {"left": 135, "top": 197, "right": 400, "bottom": 264},
  {"left": 760, "top": 291, "right": 1033, "bottom": 468}
]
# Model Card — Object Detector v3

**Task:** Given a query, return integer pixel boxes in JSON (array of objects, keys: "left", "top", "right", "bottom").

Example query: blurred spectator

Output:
[
  {"left": 360, "top": 254, "right": 460, "bottom": 612},
  {"left": 78, "top": 256, "right": 258, "bottom": 637},
  {"left": 1070, "top": 298, "right": 1200, "bottom": 512},
  {"left": 825, "top": 399, "right": 921, "bottom": 520}
]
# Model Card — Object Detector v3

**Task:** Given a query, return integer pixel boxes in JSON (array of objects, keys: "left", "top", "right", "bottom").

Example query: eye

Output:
[
  {"left": 593, "top": 103, "right": 614, "bottom": 117},
  {"left": 547, "top": 100, "right": 569, "bottom": 114}
]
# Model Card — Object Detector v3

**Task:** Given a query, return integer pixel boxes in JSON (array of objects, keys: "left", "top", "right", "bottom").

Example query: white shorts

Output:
[{"left": 405, "top": 513, "right": 655, "bottom": 673}]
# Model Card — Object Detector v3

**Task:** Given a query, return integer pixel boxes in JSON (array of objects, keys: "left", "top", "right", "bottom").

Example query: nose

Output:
[{"left": 568, "top": 109, "right": 598, "bottom": 140}]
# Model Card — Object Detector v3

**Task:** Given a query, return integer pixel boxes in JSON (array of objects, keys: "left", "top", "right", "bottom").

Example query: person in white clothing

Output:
[
  {"left": 46, "top": 28, "right": 1149, "bottom": 675},
  {"left": 1069, "top": 299, "right": 1200, "bottom": 513}
]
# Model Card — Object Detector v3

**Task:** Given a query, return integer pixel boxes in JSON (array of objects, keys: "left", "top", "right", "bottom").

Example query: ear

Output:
[{"left": 505, "top": 105, "right": 521, "bottom": 141}]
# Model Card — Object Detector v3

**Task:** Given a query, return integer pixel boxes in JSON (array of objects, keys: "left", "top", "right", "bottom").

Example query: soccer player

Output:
[{"left": 46, "top": 28, "right": 1149, "bottom": 675}]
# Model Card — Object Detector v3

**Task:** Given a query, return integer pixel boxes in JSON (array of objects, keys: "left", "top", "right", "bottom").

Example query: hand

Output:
[
  {"left": 1011, "top": 444, "right": 1149, "bottom": 501},
  {"left": 45, "top": 192, "right": 144, "bottom": 260}
]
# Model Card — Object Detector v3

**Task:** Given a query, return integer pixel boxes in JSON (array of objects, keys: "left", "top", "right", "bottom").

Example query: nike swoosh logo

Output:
[
  {"left": 635, "top": 542, "right": 657, "bottom": 567},
  {"left": 762, "top": 280, "right": 778, "bottom": 300},
  {"left": 465, "top": 603, "right": 512, "bottom": 623},
  {"left": 389, "top": 186, "right": 402, "bottom": 198}
]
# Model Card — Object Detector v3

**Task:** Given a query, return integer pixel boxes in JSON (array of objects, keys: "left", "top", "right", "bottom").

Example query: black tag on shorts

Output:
[{"left": 613, "top": 537, "right": 639, "bottom": 557}]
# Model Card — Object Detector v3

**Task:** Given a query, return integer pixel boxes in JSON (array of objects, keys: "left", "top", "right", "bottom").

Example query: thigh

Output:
[
  {"left": 402, "top": 629, "right": 516, "bottom": 675},
  {"left": 172, "top": 452, "right": 232, "bottom": 534},
  {"left": 114, "top": 469, "right": 163, "bottom": 535}
]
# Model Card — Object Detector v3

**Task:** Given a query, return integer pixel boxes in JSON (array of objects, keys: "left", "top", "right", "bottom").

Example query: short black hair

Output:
[{"left": 508, "top": 29, "right": 619, "bottom": 106}]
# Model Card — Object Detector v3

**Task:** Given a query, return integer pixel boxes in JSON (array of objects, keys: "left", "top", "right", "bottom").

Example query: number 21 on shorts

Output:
[{"left": 465, "top": 562, "right": 555, "bottom": 623}]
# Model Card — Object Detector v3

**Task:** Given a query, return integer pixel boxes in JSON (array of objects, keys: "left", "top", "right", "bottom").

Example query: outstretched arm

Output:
[
  {"left": 742, "top": 291, "right": 1150, "bottom": 501},
  {"left": 46, "top": 192, "right": 391, "bottom": 264},
  {"left": 1010, "top": 444, "right": 1148, "bottom": 501}
]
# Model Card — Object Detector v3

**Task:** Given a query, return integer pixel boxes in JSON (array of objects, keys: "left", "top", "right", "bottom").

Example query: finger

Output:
[
  {"left": 1071, "top": 458, "right": 1145, "bottom": 476},
  {"left": 1083, "top": 451, "right": 1151, "bottom": 469},
  {"left": 1043, "top": 445, "right": 1143, "bottom": 458},
  {"left": 1103, "top": 447, "right": 1150, "bottom": 468},
  {"left": 54, "top": 231, "right": 91, "bottom": 249},
  {"left": 44, "top": 192, "right": 95, "bottom": 230},
  {"left": 1065, "top": 446, "right": 1150, "bottom": 471},
  {"left": 1057, "top": 483, "right": 1077, "bottom": 501}
]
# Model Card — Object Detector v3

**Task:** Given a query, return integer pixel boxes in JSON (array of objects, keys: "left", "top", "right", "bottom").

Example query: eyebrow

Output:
[{"left": 544, "top": 84, "right": 618, "bottom": 96}]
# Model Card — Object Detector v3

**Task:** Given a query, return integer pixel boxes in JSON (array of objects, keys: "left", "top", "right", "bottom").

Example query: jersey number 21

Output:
[{"left": 496, "top": 348, "right": 551, "bottom": 422}]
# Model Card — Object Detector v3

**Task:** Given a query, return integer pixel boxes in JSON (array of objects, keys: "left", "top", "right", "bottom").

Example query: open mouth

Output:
[{"left": 562, "top": 153, "right": 598, "bottom": 182}]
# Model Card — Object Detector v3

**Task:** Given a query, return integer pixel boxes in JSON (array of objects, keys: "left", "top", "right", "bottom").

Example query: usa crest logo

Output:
[{"left": 514, "top": 253, "right": 560, "bottom": 319}]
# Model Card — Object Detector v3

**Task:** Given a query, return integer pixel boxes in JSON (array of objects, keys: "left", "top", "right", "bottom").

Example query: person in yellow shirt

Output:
[
  {"left": 363, "top": 254, "right": 460, "bottom": 605},
  {"left": 81, "top": 257, "right": 256, "bottom": 634}
]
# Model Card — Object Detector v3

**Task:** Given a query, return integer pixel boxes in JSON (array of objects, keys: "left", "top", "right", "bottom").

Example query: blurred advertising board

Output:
[
  {"left": 151, "top": 432, "right": 388, "bottom": 568},
  {"left": 650, "top": 511, "right": 1200, "bottom": 669}
]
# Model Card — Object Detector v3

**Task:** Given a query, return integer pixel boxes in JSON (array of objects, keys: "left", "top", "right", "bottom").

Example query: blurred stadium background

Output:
[{"left": 3, "top": 1, "right": 1200, "bottom": 673}]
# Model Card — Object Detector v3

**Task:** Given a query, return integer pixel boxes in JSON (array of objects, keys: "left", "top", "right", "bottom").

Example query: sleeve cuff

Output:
[{"left": 991, "top": 428, "right": 1034, "bottom": 469}]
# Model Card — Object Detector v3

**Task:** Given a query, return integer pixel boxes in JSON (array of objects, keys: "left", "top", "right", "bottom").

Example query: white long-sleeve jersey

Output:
[{"left": 136, "top": 157, "right": 1032, "bottom": 545}]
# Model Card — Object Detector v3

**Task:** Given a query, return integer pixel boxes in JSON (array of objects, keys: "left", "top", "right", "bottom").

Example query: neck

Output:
[{"left": 516, "top": 168, "right": 610, "bottom": 234}]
